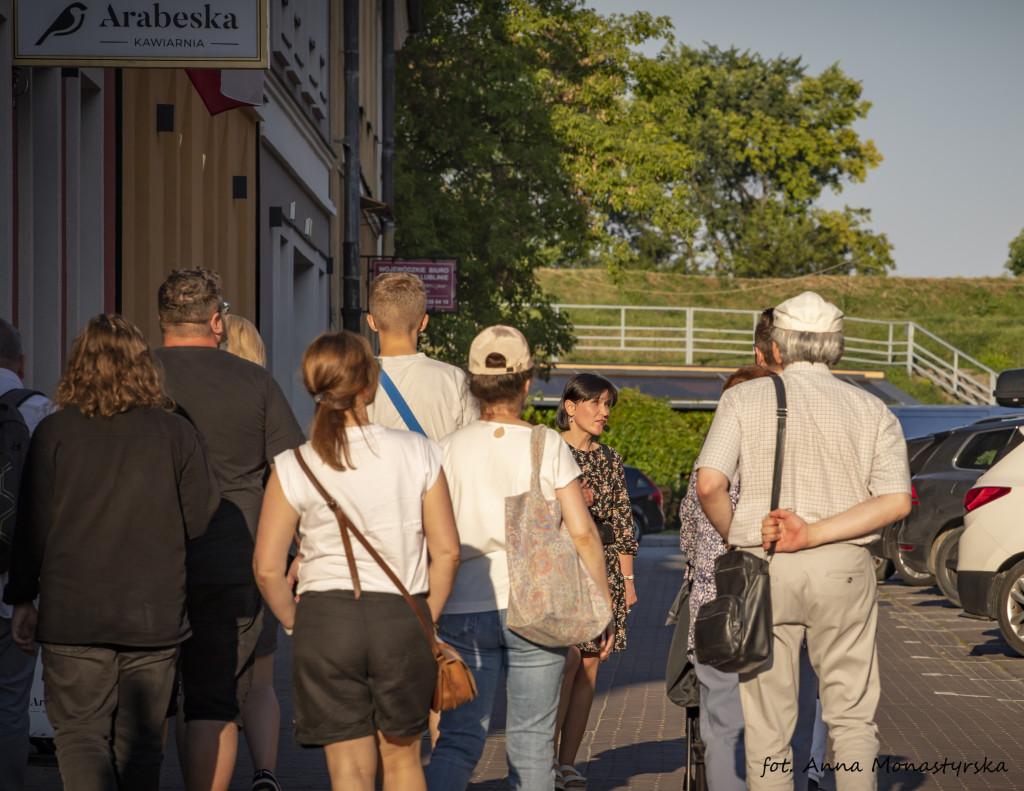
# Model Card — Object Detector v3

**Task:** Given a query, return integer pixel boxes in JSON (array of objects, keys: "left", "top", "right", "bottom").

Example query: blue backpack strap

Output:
[{"left": 378, "top": 369, "right": 427, "bottom": 437}]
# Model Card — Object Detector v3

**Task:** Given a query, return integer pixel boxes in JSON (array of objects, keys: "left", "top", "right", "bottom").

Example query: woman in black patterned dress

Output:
[{"left": 553, "top": 374, "right": 638, "bottom": 789}]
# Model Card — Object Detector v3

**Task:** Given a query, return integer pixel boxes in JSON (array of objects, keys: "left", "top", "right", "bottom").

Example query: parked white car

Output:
[{"left": 957, "top": 438, "right": 1024, "bottom": 656}]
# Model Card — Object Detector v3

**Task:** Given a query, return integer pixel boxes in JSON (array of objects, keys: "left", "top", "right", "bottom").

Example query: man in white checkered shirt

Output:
[{"left": 695, "top": 291, "right": 911, "bottom": 791}]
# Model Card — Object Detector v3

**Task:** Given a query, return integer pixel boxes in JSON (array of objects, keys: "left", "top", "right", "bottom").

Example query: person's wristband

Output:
[{"left": 623, "top": 574, "right": 635, "bottom": 580}]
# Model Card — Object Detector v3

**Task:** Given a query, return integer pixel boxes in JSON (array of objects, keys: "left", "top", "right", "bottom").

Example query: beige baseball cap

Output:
[
  {"left": 468, "top": 325, "right": 534, "bottom": 375},
  {"left": 773, "top": 291, "right": 843, "bottom": 334}
]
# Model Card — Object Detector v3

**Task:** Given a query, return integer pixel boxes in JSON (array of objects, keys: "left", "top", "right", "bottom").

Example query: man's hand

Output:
[
  {"left": 762, "top": 509, "right": 810, "bottom": 553},
  {"left": 12, "top": 603, "right": 38, "bottom": 655}
]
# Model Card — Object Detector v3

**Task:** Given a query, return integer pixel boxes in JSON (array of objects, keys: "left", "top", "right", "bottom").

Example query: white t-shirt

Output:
[
  {"left": 367, "top": 353, "right": 479, "bottom": 442},
  {"left": 440, "top": 422, "right": 580, "bottom": 614},
  {"left": 274, "top": 426, "right": 442, "bottom": 597}
]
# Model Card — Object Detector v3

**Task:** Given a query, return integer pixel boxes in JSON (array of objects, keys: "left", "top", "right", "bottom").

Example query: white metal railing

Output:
[{"left": 551, "top": 305, "right": 998, "bottom": 405}]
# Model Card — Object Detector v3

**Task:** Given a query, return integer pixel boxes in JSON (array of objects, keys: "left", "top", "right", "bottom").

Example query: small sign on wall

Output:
[
  {"left": 13, "top": 0, "right": 269, "bottom": 68},
  {"left": 371, "top": 258, "right": 459, "bottom": 314}
]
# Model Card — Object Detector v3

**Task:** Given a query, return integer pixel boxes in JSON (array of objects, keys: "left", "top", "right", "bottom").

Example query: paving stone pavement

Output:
[{"left": 23, "top": 540, "right": 1024, "bottom": 790}]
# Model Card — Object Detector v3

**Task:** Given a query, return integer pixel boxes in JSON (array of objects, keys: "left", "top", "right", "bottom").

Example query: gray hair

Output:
[
  {"left": 771, "top": 327, "right": 844, "bottom": 366},
  {"left": 0, "top": 318, "right": 24, "bottom": 366}
]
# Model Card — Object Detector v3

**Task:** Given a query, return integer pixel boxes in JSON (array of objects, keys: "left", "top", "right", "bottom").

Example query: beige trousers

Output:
[{"left": 739, "top": 543, "right": 880, "bottom": 791}]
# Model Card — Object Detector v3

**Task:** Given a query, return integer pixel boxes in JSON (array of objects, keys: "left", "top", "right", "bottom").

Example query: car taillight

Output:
[
  {"left": 963, "top": 486, "right": 1011, "bottom": 513},
  {"left": 643, "top": 473, "right": 663, "bottom": 508},
  {"left": 911, "top": 484, "right": 918, "bottom": 506}
]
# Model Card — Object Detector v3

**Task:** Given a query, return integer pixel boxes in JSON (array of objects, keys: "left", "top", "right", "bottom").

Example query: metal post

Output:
[
  {"left": 686, "top": 308, "right": 694, "bottom": 365},
  {"left": 620, "top": 307, "right": 626, "bottom": 350},
  {"left": 887, "top": 323, "right": 893, "bottom": 365},
  {"left": 906, "top": 324, "right": 914, "bottom": 378},
  {"left": 953, "top": 350, "right": 959, "bottom": 398}
]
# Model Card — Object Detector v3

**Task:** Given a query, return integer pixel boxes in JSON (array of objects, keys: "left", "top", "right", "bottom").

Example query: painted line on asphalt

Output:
[{"left": 934, "top": 692, "right": 991, "bottom": 698}]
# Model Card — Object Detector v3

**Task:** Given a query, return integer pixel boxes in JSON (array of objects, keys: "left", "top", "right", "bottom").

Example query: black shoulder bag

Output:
[{"left": 693, "top": 374, "right": 787, "bottom": 674}]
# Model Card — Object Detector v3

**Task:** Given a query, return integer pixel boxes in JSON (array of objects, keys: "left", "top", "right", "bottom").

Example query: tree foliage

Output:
[
  {"left": 394, "top": 0, "right": 690, "bottom": 362},
  {"left": 395, "top": 6, "right": 894, "bottom": 366},
  {"left": 624, "top": 45, "right": 894, "bottom": 276},
  {"left": 1006, "top": 228, "right": 1024, "bottom": 276}
]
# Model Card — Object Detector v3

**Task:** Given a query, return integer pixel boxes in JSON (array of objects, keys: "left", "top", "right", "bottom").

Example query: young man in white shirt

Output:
[{"left": 366, "top": 273, "right": 478, "bottom": 442}]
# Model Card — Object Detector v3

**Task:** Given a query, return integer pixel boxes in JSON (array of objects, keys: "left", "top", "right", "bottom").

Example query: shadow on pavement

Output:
[{"left": 577, "top": 738, "right": 687, "bottom": 791}]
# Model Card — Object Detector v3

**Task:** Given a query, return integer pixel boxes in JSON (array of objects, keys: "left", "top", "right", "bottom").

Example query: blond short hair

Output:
[
  {"left": 223, "top": 315, "right": 266, "bottom": 367},
  {"left": 368, "top": 273, "right": 427, "bottom": 334}
]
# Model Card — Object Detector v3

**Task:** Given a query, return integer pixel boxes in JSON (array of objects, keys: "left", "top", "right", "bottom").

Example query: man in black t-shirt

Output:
[{"left": 155, "top": 269, "right": 304, "bottom": 791}]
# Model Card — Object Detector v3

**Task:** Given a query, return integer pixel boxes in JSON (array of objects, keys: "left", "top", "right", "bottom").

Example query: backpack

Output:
[{"left": 0, "top": 388, "right": 42, "bottom": 574}]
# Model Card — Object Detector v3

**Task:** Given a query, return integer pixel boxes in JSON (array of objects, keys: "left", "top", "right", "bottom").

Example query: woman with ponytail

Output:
[{"left": 253, "top": 330, "right": 460, "bottom": 791}]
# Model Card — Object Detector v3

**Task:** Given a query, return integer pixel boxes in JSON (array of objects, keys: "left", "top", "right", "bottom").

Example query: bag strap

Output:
[
  {"left": 290, "top": 448, "right": 442, "bottom": 656},
  {"left": 530, "top": 424, "right": 546, "bottom": 492},
  {"left": 766, "top": 374, "right": 788, "bottom": 559},
  {"left": 0, "top": 388, "right": 43, "bottom": 411},
  {"left": 378, "top": 369, "right": 427, "bottom": 437}
]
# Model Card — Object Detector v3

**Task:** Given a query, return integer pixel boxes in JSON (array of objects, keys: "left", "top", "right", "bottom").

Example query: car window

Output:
[{"left": 955, "top": 429, "right": 1015, "bottom": 470}]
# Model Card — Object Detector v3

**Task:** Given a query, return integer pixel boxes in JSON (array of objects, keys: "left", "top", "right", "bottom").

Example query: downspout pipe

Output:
[
  {"left": 381, "top": 0, "right": 395, "bottom": 253},
  {"left": 342, "top": 0, "right": 361, "bottom": 331}
]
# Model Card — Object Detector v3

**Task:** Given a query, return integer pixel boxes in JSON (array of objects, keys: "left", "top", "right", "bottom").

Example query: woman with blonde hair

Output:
[
  {"left": 5, "top": 314, "right": 218, "bottom": 791},
  {"left": 217, "top": 313, "right": 282, "bottom": 791},
  {"left": 254, "top": 330, "right": 460, "bottom": 791},
  {"left": 223, "top": 314, "right": 267, "bottom": 368}
]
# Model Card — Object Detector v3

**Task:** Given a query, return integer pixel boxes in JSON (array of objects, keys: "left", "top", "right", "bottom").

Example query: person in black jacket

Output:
[
  {"left": 3, "top": 313, "right": 218, "bottom": 791},
  {"left": 154, "top": 268, "right": 305, "bottom": 791}
]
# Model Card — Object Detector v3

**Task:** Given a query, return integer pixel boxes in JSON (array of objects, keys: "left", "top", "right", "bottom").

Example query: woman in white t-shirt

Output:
[
  {"left": 425, "top": 326, "right": 613, "bottom": 791},
  {"left": 253, "top": 330, "right": 460, "bottom": 791}
]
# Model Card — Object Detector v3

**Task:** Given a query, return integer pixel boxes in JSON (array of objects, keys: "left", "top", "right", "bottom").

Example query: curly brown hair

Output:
[
  {"left": 303, "top": 330, "right": 378, "bottom": 471},
  {"left": 56, "top": 314, "right": 173, "bottom": 418}
]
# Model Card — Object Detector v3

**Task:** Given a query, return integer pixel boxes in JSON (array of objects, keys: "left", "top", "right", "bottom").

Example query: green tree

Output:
[
  {"left": 1006, "top": 228, "right": 1024, "bottom": 276},
  {"left": 622, "top": 45, "right": 893, "bottom": 276},
  {"left": 394, "top": 0, "right": 690, "bottom": 362}
]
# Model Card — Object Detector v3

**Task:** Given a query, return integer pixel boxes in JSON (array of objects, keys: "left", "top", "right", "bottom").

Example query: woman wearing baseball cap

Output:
[{"left": 425, "top": 326, "right": 613, "bottom": 791}]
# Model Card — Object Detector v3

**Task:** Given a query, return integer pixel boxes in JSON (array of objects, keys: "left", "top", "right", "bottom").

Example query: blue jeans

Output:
[
  {"left": 0, "top": 616, "right": 34, "bottom": 791},
  {"left": 425, "top": 610, "right": 568, "bottom": 791}
]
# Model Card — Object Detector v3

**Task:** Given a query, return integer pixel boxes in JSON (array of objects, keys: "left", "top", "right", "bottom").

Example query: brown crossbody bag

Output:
[{"left": 292, "top": 448, "right": 477, "bottom": 712}]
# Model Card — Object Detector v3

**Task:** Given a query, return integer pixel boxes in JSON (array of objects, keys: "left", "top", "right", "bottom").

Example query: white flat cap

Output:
[{"left": 773, "top": 291, "right": 843, "bottom": 333}]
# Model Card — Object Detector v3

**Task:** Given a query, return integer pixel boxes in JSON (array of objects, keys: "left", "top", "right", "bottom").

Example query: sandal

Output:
[
  {"left": 554, "top": 761, "right": 565, "bottom": 790},
  {"left": 560, "top": 765, "right": 587, "bottom": 789}
]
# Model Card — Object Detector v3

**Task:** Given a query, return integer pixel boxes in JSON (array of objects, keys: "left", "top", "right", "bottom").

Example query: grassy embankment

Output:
[{"left": 536, "top": 270, "right": 1024, "bottom": 403}]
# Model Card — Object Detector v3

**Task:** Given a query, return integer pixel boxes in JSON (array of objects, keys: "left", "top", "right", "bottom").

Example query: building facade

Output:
[{"left": 1, "top": 0, "right": 415, "bottom": 416}]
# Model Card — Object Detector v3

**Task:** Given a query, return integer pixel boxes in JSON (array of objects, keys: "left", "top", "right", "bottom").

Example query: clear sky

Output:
[{"left": 586, "top": 0, "right": 1024, "bottom": 278}]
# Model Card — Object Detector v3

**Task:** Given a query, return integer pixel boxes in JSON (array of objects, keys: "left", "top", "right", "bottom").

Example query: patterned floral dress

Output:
[{"left": 566, "top": 442, "right": 638, "bottom": 653}]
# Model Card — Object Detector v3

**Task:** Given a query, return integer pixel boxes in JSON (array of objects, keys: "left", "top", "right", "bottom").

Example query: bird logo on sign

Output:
[{"left": 35, "top": 3, "right": 88, "bottom": 46}]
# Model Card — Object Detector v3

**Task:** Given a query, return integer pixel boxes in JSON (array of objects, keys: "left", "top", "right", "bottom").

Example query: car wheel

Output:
[
  {"left": 996, "top": 558, "right": 1024, "bottom": 657},
  {"left": 931, "top": 526, "right": 964, "bottom": 606},
  {"left": 872, "top": 555, "right": 895, "bottom": 582},
  {"left": 632, "top": 513, "right": 643, "bottom": 545},
  {"left": 886, "top": 523, "right": 936, "bottom": 587}
]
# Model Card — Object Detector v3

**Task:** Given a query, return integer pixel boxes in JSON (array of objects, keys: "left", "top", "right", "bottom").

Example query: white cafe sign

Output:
[{"left": 13, "top": 0, "right": 268, "bottom": 68}]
